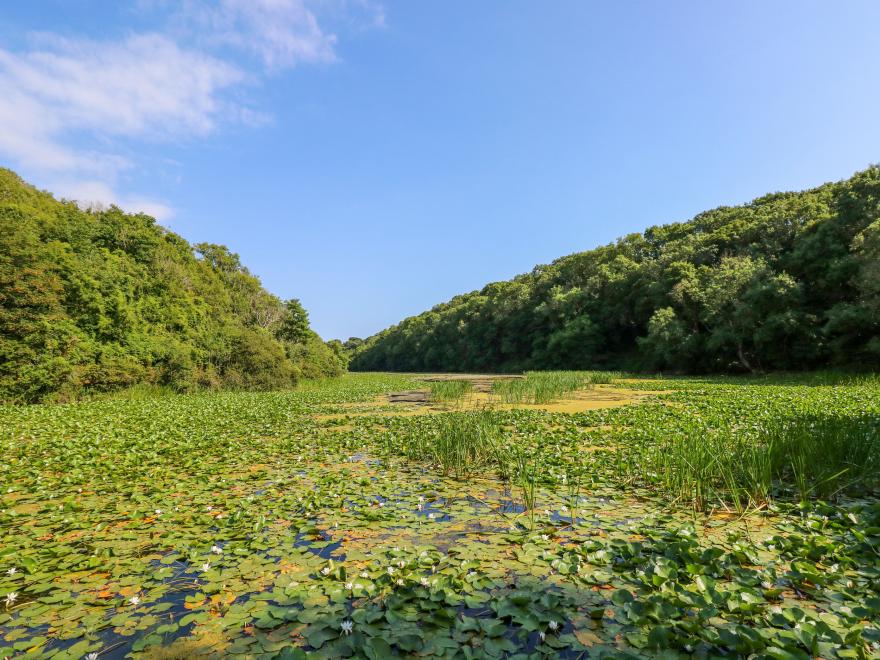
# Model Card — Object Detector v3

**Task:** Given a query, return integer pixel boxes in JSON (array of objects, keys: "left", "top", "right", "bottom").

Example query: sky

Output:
[{"left": 2, "top": 2, "right": 879, "bottom": 340}]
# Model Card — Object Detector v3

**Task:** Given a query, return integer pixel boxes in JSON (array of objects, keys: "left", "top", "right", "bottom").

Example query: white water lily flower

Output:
[
  {"left": 206, "top": 505, "right": 213, "bottom": 511},
  {"left": 154, "top": 509, "right": 162, "bottom": 515},
  {"left": 548, "top": 620, "right": 559, "bottom": 631},
  {"left": 397, "top": 579, "right": 404, "bottom": 586},
  {"left": 417, "top": 504, "right": 423, "bottom": 511},
  {"left": 427, "top": 513, "right": 436, "bottom": 520},
  {"left": 398, "top": 560, "right": 405, "bottom": 568},
  {"left": 5, "top": 592, "right": 17, "bottom": 605},
  {"left": 830, "top": 563, "right": 839, "bottom": 572},
  {"left": 211, "top": 545, "right": 223, "bottom": 555},
  {"left": 129, "top": 595, "right": 140, "bottom": 606},
  {"left": 345, "top": 582, "right": 353, "bottom": 590},
  {"left": 340, "top": 619, "right": 353, "bottom": 635},
  {"left": 539, "top": 631, "right": 546, "bottom": 641},
  {"left": 420, "top": 577, "right": 430, "bottom": 587},
  {"left": 6, "top": 568, "right": 15, "bottom": 576},
  {"left": 418, "top": 496, "right": 425, "bottom": 503},
  {"left": 86, "top": 653, "right": 99, "bottom": 660},
  {"left": 201, "top": 562, "right": 211, "bottom": 572},
  {"left": 360, "top": 571, "right": 369, "bottom": 579},
  {"left": 387, "top": 566, "right": 395, "bottom": 575},
  {"left": 321, "top": 567, "right": 331, "bottom": 576}
]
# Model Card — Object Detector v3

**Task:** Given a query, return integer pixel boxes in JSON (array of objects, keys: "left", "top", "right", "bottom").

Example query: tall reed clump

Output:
[
  {"left": 429, "top": 380, "right": 473, "bottom": 403},
  {"left": 492, "top": 371, "right": 619, "bottom": 404},
  {"left": 762, "top": 414, "right": 879, "bottom": 502},
  {"left": 410, "top": 410, "right": 508, "bottom": 479},
  {"left": 619, "top": 413, "right": 879, "bottom": 512}
]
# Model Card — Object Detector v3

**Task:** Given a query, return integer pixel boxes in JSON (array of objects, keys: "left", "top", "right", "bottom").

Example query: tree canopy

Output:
[
  {"left": 351, "top": 167, "right": 880, "bottom": 374},
  {"left": 0, "top": 168, "right": 345, "bottom": 403}
]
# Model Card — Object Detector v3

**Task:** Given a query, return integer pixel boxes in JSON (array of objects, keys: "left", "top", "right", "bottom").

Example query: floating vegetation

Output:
[{"left": 1, "top": 372, "right": 879, "bottom": 658}]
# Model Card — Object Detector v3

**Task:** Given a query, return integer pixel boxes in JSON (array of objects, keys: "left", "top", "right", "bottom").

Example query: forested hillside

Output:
[
  {"left": 351, "top": 167, "right": 880, "bottom": 374},
  {"left": 0, "top": 169, "right": 346, "bottom": 403}
]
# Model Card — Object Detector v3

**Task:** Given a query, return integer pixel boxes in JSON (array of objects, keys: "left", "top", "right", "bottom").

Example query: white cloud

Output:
[
  {"left": 0, "top": 1, "right": 376, "bottom": 216},
  {"left": 181, "top": 0, "right": 338, "bottom": 70},
  {"left": 0, "top": 32, "right": 248, "bottom": 218},
  {"left": 0, "top": 33, "right": 243, "bottom": 173}
]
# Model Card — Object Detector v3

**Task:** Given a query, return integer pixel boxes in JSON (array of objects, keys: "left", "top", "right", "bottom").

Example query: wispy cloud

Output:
[
  {"left": 176, "top": 0, "right": 338, "bottom": 70},
  {"left": 0, "top": 34, "right": 242, "bottom": 177},
  {"left": 0, "top": 0, "right": 371, "bottom": 218}
]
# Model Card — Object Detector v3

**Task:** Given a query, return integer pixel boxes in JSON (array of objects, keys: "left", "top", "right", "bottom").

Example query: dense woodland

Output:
[
  {"left": 0, "top": 169, "right": 347, "bottom": 403},
  {"left": 351, "top": 167, "right": 880, "bottom": 374}
]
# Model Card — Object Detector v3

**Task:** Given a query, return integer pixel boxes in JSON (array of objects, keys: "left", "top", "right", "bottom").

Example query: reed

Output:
[
  {"left": 492, "top": 371, "right": 618, "bottom": 404},
  {"left": 620, "top": 413, "right": 879, "bottom": 512},
  {"left": 429, "top": 380, "right": 473, "bottom": 403}
]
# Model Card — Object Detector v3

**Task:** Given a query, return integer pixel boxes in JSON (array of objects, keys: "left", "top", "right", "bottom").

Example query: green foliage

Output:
[
  {"left": 0, "top": 168, "right": 344, "bottom": 402},
  {"left": 276, "top": 298, "right": 311, "bottom": 344},
  {"left": 352, "top": 166, "right": 880, "bottom": 373}
]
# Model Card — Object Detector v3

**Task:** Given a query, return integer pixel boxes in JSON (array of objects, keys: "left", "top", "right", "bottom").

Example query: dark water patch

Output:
[
  {"left": 294, "top": 532, "right": 345, "bottom": 560},
  {"left": 497, "top": 498, "right": 527, "bottom": 514}
]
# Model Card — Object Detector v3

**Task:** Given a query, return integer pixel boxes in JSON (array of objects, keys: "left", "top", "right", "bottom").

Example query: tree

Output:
[
  {"left": 0, "top": 168, "right": 340, "bottom": 402},
  {"left": 276, "top": 299, "right": 311, "bottom": 344},
  {"left": 351, "top": 166, "right": 880, "bottom": 374}
]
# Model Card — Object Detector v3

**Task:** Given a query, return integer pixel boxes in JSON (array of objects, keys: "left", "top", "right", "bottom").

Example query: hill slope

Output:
[
  {"left": 351, "top": 167, "right": 880, "bottom": 373},
  {"left": 0, "top": 169, "right": 345, "bottom": 403}
]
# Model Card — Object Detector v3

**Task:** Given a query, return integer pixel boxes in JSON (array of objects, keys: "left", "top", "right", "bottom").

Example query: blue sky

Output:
[{"left": 2, "top": 2, "right": 879, "bottom": 340}]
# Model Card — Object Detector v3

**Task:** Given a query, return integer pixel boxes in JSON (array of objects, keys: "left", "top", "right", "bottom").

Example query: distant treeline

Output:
[
  {"left": 351, "top": 167, "right": 880, "bottom": 374},
  {"left": 1, "top": 168, "right": 346, "bottom": 403}
]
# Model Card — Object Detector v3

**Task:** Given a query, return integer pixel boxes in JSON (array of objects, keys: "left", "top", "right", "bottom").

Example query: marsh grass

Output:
[
  {"left": 429, "top": 380, "right": 474, "bottom": 403},
  {"left": 513, "top": 447, "right": 538, "bottom": 530},
  {"left": 763, "top": 415, "right": 879, "bottom": 501},
  {"left": 391, "top": 410, "right": 550, "bottom": 528},
  {"left": 491, "top": 371, "right": 619, "bottom": 404},
  {"left": 400, "top": 410, "right": 507, "bottom": 479},
  {"left": 626, "top": 414, "right": 880, "bottom": 512}
]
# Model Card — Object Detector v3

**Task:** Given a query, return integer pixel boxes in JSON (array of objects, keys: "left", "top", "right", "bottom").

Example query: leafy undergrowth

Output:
[{"left": 0, "top": 373, "right": 878, "bottom": 659}]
